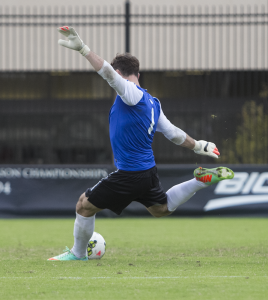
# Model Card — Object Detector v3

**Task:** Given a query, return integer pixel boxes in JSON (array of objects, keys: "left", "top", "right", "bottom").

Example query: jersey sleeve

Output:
[
  {"left": 97, "top": 60, "right": 143, "bottom": 106},
  {"left": 156, "top": 107, "right": 186, "bottom": 145}
]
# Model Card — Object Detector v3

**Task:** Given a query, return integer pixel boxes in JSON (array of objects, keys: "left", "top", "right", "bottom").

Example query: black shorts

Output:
[{"left": 85, "top": 166, "right": 167, "bottom": 215}]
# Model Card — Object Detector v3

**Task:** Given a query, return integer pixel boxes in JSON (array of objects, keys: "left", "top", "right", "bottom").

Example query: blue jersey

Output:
[{"left": 109, "top": 86, "right": 161, "bottom": 171}]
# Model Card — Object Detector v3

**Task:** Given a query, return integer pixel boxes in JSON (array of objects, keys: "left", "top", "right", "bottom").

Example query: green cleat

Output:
[
  {"left": 47, "top": 247, "right": 88, "bottom": 261},
  {"left": 194, "top": 166, "right": 234, "bottom": 185}
]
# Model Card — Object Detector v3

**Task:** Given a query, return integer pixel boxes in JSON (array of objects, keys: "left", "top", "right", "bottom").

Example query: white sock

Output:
[
  {"left": 71, "top": 213, "right": 95, "bottom": 258},
  {"left": 166, "top": 179, "right": 207, "bottom": 212}
]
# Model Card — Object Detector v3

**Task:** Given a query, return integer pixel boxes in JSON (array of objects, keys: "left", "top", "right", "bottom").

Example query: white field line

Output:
[{"left": 0, "top": 276, "right": 266, "bottom": 279}]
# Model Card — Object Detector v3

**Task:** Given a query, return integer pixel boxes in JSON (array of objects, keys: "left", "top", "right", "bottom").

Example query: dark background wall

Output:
[{"left": 0, "top": 70, "right": 267, "bottom": 165}]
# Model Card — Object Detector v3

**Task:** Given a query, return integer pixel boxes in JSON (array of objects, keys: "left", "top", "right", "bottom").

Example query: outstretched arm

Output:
[
  {"left": 156, "top": 109, "right": 220, "bottom": 159},
  {"left": 57, "top": 26, "right": 143, "bottom": 106}
]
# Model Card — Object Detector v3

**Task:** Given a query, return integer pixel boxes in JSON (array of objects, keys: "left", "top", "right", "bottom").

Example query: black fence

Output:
[
  {"left": 0, "top": 2, "right": 268, "bottom": 165},
  {"left": 1, "top": 2, "right": 267, "bottom": 70}
]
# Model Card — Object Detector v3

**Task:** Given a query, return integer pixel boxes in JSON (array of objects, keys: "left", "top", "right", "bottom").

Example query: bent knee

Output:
[
  {"left": 76, "top": 193, "right": 102, "bottom": 217},
  {"left": 76, "top": 193, "right": 87, "bottom": 210},
  {"left": 152, "top": 211, "right": 170, "bottom": 218},
  {"left": 147, "top": 203, "right": 171, "bottom": 218},
  {"left": 152, "top": 213, "right": 164, "bottom": 218}
]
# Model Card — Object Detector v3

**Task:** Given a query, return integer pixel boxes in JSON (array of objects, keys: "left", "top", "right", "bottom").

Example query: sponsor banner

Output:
[
  {"left": 0, "top": 165, "right": 115, "bottom": 218},
  {"left": 0, "top": 165, "right": 267, "bottom": 217}
]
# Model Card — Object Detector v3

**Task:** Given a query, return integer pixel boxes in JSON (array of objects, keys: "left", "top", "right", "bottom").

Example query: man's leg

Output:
[
  {"left": 147, "top": 166, "right": 234, "bottom": 218},
  {"left": 147, "top": 179, "right": 206, "bottom": 217},
  {"left": 48, "top": 193, "right": 103, "bottom": 261},
  {"left": 71, "top": 193, "right": 103, "bottom": 258}
]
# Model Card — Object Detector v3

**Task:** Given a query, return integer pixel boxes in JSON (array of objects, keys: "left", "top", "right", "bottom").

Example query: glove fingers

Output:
[
  {"left": 58, "top": 39, "right": 70, "bottom": 48},
  {"left": 208, "top": 143, "right": 220, "bottom": 155},
  {"left": 69, "top": 27, "right": 84, "bottom": 46},
  {"left": 58, "top": 26, "right": 70, "bottom": 37},
  {"left": 213, "top": 149, "right": 220, "bottom": 155},
  {"left": 60, "top": 25, "right": 69, "bottom": 31},
  {"left": 69, "top": 27, "right": 77, "bottom": 36},
  {"left": 212, "top": 145, "right": 220, "bottom": 156}
]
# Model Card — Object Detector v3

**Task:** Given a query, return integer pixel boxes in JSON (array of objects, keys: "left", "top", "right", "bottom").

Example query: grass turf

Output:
[{"left": 0, "top": 218, "right": 267, "bottom": 300}]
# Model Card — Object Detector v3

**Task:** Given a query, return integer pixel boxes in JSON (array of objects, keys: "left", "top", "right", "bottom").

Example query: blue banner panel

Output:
[{"left": 0, "top": 165, "right": 267, "bottom": 217}]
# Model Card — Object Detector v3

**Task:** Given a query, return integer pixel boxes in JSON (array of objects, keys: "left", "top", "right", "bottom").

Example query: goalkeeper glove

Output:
[
  {"left": 193, "top": 140, "right": 220, "bottom": 159},
  {"left": 57, "top": 26, "right": 90, "bottom": 56}
]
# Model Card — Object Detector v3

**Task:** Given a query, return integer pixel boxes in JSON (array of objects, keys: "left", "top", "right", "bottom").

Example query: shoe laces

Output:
[
  {"left": 63, "top": 246, "right": 71, "bottom": 253},
  {"left": 58, "top": 247, "right": 72, "bottom": 258}
]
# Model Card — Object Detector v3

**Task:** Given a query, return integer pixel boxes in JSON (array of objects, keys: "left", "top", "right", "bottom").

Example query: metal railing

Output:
[{"left": 0, "top": 1, "right": 267, "bottom": 70}]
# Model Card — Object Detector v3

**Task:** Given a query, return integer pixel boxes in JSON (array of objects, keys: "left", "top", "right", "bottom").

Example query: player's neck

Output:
[{"left": 124, "top": 74, "right": 140, "bottom": 87}]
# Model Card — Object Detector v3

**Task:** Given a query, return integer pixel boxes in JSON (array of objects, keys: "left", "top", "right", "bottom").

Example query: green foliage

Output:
[
  {"left": 221, "top": 101, "right": 268, "bottom": 163},
  {"left": 0, "top": 218, "right": 268, "bottom": 300}
]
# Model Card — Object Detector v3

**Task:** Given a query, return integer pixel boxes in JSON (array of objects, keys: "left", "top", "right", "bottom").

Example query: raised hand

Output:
[{"left": 58, "top": 26, "right": 90, "bottom": 56}]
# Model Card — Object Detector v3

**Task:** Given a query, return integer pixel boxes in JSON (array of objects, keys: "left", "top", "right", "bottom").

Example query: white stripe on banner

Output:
[{"left": 204, "top": 195, "right": 268, "bottom": 211}]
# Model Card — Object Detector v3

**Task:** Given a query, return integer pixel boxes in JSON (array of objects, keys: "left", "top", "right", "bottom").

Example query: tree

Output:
[{"left": 221, "top": 101, "right": 268, "bottom": 164}]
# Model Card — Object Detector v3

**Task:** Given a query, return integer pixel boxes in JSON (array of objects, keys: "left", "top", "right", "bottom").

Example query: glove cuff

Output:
[
  {"left": 193, "top": 140, "right": 202, "bottom": 151},
  {"left": 79, "top": 45, "right": 90, "bottom": 56}
]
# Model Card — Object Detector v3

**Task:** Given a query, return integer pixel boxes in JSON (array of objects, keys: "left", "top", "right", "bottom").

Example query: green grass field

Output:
[{"left": 0, "top": 218, "right": 267, "bottom": 300}]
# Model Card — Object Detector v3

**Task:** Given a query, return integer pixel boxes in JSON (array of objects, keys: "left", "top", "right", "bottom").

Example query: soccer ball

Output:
[{"left": 87, "top": 232, "right": 106, "bottom": 259}]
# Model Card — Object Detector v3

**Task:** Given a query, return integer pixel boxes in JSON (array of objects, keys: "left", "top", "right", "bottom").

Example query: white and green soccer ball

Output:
[{"left": 87, "top": 232, "right": 106, "bottom": 259}]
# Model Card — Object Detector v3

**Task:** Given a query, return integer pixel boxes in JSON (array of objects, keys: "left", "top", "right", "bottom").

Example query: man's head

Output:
[{"left": 111, "top": 53, "right": 140, "bottom": 78}]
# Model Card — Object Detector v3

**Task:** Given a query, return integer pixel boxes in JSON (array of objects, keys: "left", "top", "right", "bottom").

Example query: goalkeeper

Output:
[{"left": 48, "top": 26, "right": 234, "bottom": 261}]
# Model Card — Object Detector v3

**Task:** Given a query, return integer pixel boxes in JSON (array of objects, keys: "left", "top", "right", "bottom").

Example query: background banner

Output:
[{"left": 0, "top": 164, "right": 267, "bottom": 218}]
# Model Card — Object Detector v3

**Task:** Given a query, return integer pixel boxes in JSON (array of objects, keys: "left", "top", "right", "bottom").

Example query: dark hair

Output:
[{"left": 111, "top": 53, "right": 139, "bottom": 77}]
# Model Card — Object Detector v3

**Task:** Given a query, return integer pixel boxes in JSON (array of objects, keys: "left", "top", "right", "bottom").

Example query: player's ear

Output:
[{"left": 115, "top": 69, "right": 122, "bottom": 76}]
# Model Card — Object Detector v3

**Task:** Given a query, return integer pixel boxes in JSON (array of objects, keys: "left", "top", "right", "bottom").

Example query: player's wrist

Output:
[{"left": 79, "top": 45, "right": 90, "bottom": 56}]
